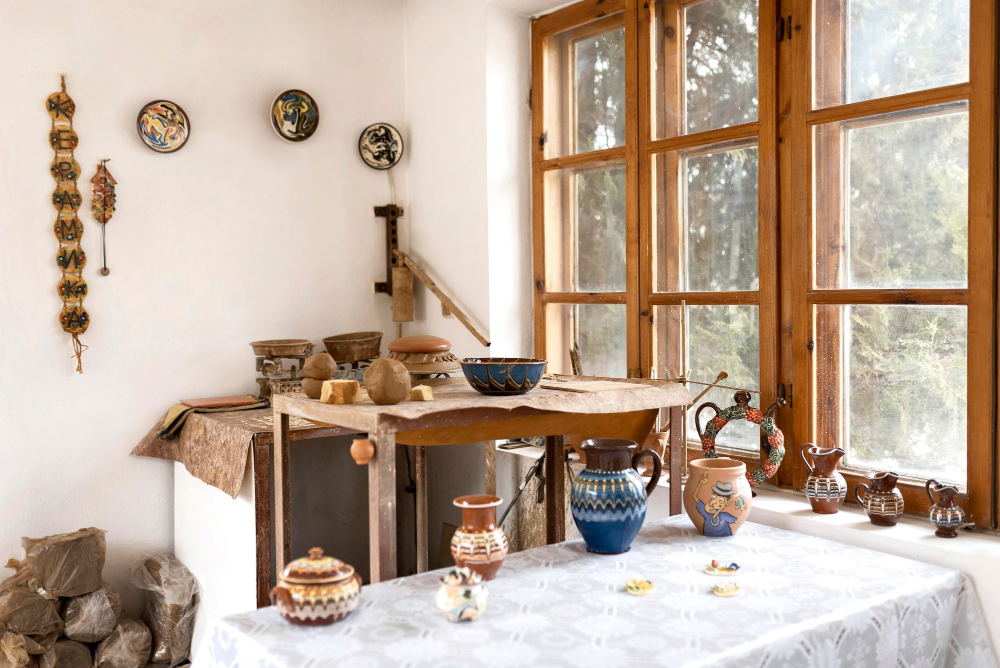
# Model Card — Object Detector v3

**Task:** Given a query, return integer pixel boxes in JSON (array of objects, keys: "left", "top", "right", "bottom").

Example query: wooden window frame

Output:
[{"left": 532, "top": 0, "right": 998, "bottom": 527}]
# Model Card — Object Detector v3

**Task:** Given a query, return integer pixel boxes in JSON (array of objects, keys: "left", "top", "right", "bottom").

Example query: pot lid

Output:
[
  {"left": 388, "top": 335, "right": 451, "bottom": 354},
  {"left": 280, "top": 548, "right": 355, "bottom": 585}
]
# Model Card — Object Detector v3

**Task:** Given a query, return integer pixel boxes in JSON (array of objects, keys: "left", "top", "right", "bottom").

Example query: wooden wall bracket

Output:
[{"left": 373, "top": 204, "right": 403, "bottom": 294}]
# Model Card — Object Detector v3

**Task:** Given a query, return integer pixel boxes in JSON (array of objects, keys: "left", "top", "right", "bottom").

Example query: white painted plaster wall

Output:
[{"left": 0, "top": 0, "right": 407, "bottom": 611}]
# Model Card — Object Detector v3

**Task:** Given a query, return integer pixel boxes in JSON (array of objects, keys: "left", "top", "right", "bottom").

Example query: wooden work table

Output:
[{"left": 272, "top": 375, "right": 691, "bottom": 583}]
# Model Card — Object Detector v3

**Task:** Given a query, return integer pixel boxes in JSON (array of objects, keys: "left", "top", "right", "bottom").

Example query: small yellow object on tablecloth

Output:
[
  {"left": 625, "top": 579, "right": 655, "bottom": 596},
  {"left": 711, "top": 581, "right": 743, "bottom": 597}
]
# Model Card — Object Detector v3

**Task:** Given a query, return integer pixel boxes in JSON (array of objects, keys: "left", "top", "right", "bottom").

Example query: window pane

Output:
[
  {"left": 544, "top": 16, "right": 625, "bottom": 158},
  {"left": 544, "top": 164, "right": 626, "bottom": 292},
  {"left": 814, "top": 304, "right": 967, "bottom": 485},
  {"left": 813, "top": 104, "right": 968, "bottom": 289},
  {"left": 814, "top": 0, "right": 970, "bottom": 109},
  {"left": 545, "top": 304, "right": 626, "bottom": 378},
  {"left": 653, "top": 304, "right": 760, "bottom": 451},
  {"left": 651, "top": 0, "right": 758, "bottom": 139},
  {"left": 654, "top": 142, "right": 759, "bottom": 292}
]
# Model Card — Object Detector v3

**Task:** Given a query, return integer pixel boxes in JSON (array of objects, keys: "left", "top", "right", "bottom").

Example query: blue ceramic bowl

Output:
[{"left": 460, "top": 358, "right": 547, "bottom": 396}]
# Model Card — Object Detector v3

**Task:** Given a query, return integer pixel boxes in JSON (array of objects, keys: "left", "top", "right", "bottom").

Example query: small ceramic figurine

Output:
[
  {"left": 270, "top": 548, "right": 361, "bottom": 626},
  {"left": 624, "top": 579, "right": 655, "bottom": 596},
  {"left": 451, "top": 495, "right": 509, "bottom": 580},
  {"left": 711, "top": 582, "right": 743, "bottom": 597},
  {"left": 705, "top": 560, "right": 740, "bottom": 576},
  {"left": 436, "top": 567, "right": 488, "bottom": 622},
  {"left": 854, "top": 471, "right": 904, "bottom": 527},
  {"left": 801, "top": 444, "right": 848, "bottom": 514},
  {"left": 926, "top": 479, "right": 964, "bottom": 538}
]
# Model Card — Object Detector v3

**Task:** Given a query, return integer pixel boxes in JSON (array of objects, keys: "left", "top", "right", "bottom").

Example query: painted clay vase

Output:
[
  {"left": 450, "top": 495, "right": 509, "bottom": 580},
  {"left": 436, "top": 567, "right": 488, "bottom": 622},
  {"left": 639, "top": 431, "right": 668, "bottom": 477},
  {"left": 854, "top": 471, "right": 904, "bottom": 526},
  {"left": 570, "top": 438, "right": 661, "bottom": 554},
  {"left": 683, "top": 458, "right": 752, "bottom": 537},
  {"left": 926, "top": 479, "right": 964, "bottom": 538},
  {"left": 801, "top": 444, "right": 848, "bottom": 514},
  {"left": 269, "top": 548, "right": 361, "bottom": 626}
]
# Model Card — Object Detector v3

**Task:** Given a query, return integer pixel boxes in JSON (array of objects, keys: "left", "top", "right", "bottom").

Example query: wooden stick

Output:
[
  {"left": 689, "top": 371, "right": 731, "bottom": 405},
  {"left": 394, "top": 250, "right": 491, "bottom": 347}
]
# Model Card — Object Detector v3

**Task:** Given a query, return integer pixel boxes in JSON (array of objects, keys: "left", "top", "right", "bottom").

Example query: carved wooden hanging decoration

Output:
[
  {"left": 48, "top": 76, "right": 88, "bottom": 372},
  {"left": 90, "top": 160, "right": 115, "bottom": 276}
]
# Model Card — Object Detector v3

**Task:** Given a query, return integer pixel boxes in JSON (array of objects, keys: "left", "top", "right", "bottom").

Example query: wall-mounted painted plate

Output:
[
  {"left": 271, "top": 89, "right": 319, "bottom": 142},
  {"left": 358, "top": 123, "right": 403, "bottom": 170},
  {"left": 137, "top": 100, "right": 190, "bottom": 153}
]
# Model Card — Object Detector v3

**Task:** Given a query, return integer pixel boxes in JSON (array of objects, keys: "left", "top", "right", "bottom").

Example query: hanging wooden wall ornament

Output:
[
  {"left": 90, "top": 160, "right": 115, "bottom": 276},
  {"left": 48, "top": 76, "right": 88, "bottom": 372}
]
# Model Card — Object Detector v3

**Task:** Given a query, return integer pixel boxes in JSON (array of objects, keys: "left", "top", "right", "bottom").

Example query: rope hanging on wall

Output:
[{"left": 48, "top": 75, "right": 89, "bottom": 372}]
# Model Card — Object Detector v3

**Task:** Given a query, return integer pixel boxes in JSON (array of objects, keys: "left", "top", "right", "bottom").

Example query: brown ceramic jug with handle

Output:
[
  {"left": 854, "top": 471, "right": 904, "bottom": 526},
  {"left": 800, "top": 444, "right": 847, "bottom": 514},
  {"left": 926, "top": 479, "right": 964, "bottom": 538}
]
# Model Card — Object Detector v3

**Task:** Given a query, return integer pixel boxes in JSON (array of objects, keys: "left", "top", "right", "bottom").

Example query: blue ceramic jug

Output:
[{"left": 570, "top": 438, "right": 662, "bottom": 554}]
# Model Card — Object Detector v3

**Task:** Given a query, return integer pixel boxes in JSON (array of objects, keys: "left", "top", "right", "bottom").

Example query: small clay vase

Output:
[
  {"left": 436, "top": 567, "right": 488, "bottom": 622},
  {"left": 571, "top": 439, "right": 661, "bottom": 554},
  {"left": 801, "top": 444, "right": 847, "bottom": 514},
  {"left": 926, "top": 479, "right": 964, "bottom": 538},
  {"left": 450, "top": 495, "right": 509, "bottom": 580},
  {"left": 269, "top": 548, "right": 361, "bottom": 626},
  {"left": 639, "top": 432, "right": 668, "bottom": 477},
  {"left": 684, "top": 458, "right": 752, "bottom": 537},
  {"left": 854, "top": 471, "right": 904, "bottom": 526}
]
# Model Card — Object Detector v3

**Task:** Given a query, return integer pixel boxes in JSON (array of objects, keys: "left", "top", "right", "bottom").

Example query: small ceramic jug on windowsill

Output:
[
  {"left": 854, "top": 471, "right": 904, "bottom": 526},
  {"left": 801, "top": 444, "right": 847, "bottom": 514},
  {"left": 926, "top": 479, "right": 964, "bottom": 538}
]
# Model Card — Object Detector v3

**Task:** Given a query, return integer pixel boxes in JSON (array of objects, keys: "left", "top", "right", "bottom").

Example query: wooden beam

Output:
[
  {"left": 414, "top": 446, "right": 428, "bottom": 573},
  {"left": 539, "top": 146, "right": 626, "bottom": 171},
  {"left": 646, "top": 291, "right": 760, "bottom": 305},
  {"left": 806, "top": 289, "right": 969, "bottom": 305},
  {"left": 272, "top": 410, "right": 291, "bottom": 576},
  {"left": 646, "top": 123, "right": 760, "bottom": 156},
  {"left": 391, "top": 267, "right": 414, "bottom": 322},
  {"left": 535, "top": 0, "right": 626, "bottom": 38},
  {"left": 253, "top": 441, "right": 272, "bottom": 608},
  {"left": 544, "top": 434, "right": 566, "bottom": 544},
  {"left": 540, "top": 291, "right": 628, "bottom": 304},
  {"left": 368, "top": 430, "right": 398, "bottom": 583},
  {"left": 805, "top": 83, "right": 971, "bottom": 126},
  {"left": 668, "top": 405, "right": 683, "bottom": 516}
]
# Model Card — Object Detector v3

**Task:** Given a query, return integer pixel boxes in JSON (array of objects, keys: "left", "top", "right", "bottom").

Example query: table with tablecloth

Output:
[{"left": 196, "top": 516, "right": 996, "bottom": 668}]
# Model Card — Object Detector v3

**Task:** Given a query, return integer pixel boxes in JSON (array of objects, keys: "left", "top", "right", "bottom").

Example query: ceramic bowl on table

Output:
[
  {"left": 322, "top": 331, "right": 383, "bottom": 364},
  {"left": 250, "top": 339, "right": 312, "bottom": 357},
  {"left": 459, "top": 358, "right": 547, "bottom": 396}
]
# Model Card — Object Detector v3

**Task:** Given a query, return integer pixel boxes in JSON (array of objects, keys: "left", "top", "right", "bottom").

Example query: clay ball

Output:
[
  {"left": 364, "top": 358, "right": 411, "bottom": 405},
  {"left": 304, "top": 353, "right": 337, "bottom": 380},
  {"left": 301, "top": 378, "right": 324, "bottom": 400}
]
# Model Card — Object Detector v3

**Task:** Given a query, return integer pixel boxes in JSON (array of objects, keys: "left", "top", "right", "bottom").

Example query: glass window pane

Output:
[
  {"left": 654, "top": 142, "right": 759, "bottom": 292},
  {"left": 653, "top": 304, "right": 760, "bottom": 451},
  {"left": 545, "top": 304, "right": 626, "bottom": 378},
  {"left": 651, "top": 0, "right": 758, "bottom": 139},
  {"left": 814, "top": 0, "right": 970, "bottom": 109},
  {"left": 814, "top": 305, "right": 967, "bottom": 485},
  {"left": 813, "top": 104, "right": 968, "bottom": 289},
  {"left": 544, "top": 15, "right": 625, "bottom": 158},
  {"left": 544, "top": 164, "right": 627, "bottom": 293}
]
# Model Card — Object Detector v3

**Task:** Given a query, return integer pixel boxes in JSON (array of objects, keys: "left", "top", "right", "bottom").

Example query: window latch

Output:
[{"left": 778, "top": 15, "right": 792, "bottom": 43}]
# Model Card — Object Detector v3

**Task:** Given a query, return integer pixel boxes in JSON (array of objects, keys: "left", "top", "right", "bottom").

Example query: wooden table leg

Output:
[
  {"left": 253, "top": 441, "right": 272, "bottom": 608},
  {"left": 415, "top": 446, "right": 428, "bottom": 573},
  {"left": 669, "top": 405, "right": 683, "bottom": 516},
  {"left": 273, "top": 410, "right": 291, "bottom": 576},
  {"left": 545, "top": 434, "right": 566, "bottom": 544},
  {"left": 369, "top": 431, "right": 398, "bottom": 583}
]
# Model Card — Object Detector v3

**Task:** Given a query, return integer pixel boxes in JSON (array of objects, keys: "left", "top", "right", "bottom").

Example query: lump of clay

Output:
[
  {"left": 62, "top": 583, "right": 120, "bottom": 643},
  {"left": 39, "top": 639, "right": 92, "bottom": 668},
  {"left": 320, "top": 380, "right": 363, "bottom": 405},
  {"left": 93, "top": 614, "right": 150, "bottom": 668},
  {"left": 303, "top": 353, "right": 337, "bottom": 380},
  {"left": 364, "top": 358, "right": 411, "bottom": 405},
  {"left": 22, "top": 528, "right": 105, "bottom": 597},
  {"left": 301, "top": 378, "right": 324, "bottom": 400}
]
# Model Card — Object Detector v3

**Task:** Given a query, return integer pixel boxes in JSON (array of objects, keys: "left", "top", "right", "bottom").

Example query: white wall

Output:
[{"left": 0, "top": 0, "right": 406, "bottom": 611}]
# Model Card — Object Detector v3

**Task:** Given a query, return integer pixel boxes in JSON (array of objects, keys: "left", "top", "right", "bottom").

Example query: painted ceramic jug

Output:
[
  {"left": 854, "top": 471, "right": 904, "bottom": 526},
  {"left": 436, "top": 567, "right": 488, "bottom": 622},
  {"left": 450, "top": 495, "right": 509, "bottom": 580},
  {"left": 570, "top": 439, "right": 661, "bottom": 554},
  {"left": 801, "top": 444, "right": 848, "bottom": 514},
  {"left": 683, "top": 458, "right": 752, "bottom": 537},
  {"left": 269, "top": 548, "right": 361, "bottom": 626},
  {"left": 926, "top": 479, "right": 964, "bottom": 538}
]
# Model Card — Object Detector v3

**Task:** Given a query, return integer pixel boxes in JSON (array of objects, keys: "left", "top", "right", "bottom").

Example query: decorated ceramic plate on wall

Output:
[
  {"left": 137, "top": 100, "right": 190, "bottom": 153},
  {"left": 359, "top": 123, "right": 403, "bottom": 170},
  {"left": 271, "top": 89, "right": 320, "bottom": 142}
]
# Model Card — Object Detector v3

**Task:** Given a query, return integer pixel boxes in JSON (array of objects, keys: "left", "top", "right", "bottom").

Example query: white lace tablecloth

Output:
[{"left": 198, "top": 517, "right": 996, "bottom": 668}]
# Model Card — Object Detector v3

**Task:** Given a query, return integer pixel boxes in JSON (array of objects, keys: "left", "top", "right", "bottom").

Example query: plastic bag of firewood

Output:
[
  {"left": 130, "top": 556, "right": 196, "bottom": 668},
  {"left": 61, "top": 583, "right": 120, "bottom": 643},
  {"left": 22, "top": 530, "right": 105, "bottom": 598},
  {"left": 93, "top": 615, "right": 149, "bottom": 668},
  {"left": 39, "top": 640, "right": 91, "bottom": 668}
]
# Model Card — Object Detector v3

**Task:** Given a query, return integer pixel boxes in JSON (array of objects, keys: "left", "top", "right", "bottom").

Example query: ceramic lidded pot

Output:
[
  {"left": 684, "top": 458, "right": 752, "bottom": 537},
  {"left": 436, "top": 567, "right": 488, "bottom": 622},
  {"left": 854, "top": 471, "right": 904, "bottom": 526},
  {"left": 801, "top": 444, "right": 848, "bottom": 514},
  {"left": 571, "top": 439, "right": 661, "bottom": 554},
  {"left": 386, "top": 335, "right": 461, "bottom": 378},
  {"left": 270, "top": 548, "right": 361, "bottom": 626},
  {"left": 451, "top": 495, "right": 509, "bottom": 580},
  {"left": 926, "top": 479, "right": 964, "bottom": 538}
]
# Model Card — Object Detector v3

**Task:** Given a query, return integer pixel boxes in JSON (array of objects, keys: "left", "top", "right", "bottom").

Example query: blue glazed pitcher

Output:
[{"left": 571, "top": 439, "right": 662, "bottom": 554}]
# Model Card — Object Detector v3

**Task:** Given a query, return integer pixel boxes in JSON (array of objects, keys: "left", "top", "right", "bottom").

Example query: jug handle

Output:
[
  {"left": 632, "top": 449, "right": 662, "bottom": 496},
  {"left": 800, "top": 443, "right": 815, "bottom": 475},
  {"left": 694, "top": 402, "right": 721, "bottom": 441},
  {"left": 925, "top": 479, "right": 939, "bottom": 505},
  {"left": 270, "top": 585, "right": 293, "bottom": 610},
  {"left": 853, "top": 483, "right": 868, "bottom": 507}
]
